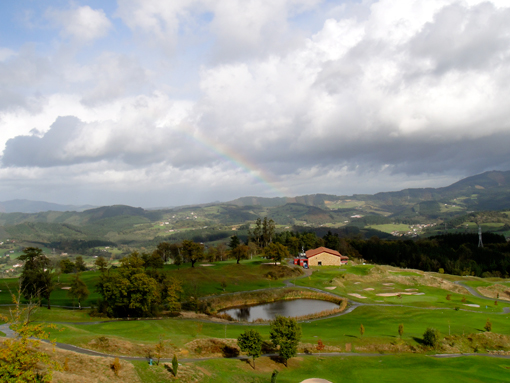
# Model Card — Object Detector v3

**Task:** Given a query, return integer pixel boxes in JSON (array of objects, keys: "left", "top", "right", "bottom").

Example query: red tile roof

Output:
[{"left": 305, "top": 247, "right": 348, "bottom": 259}]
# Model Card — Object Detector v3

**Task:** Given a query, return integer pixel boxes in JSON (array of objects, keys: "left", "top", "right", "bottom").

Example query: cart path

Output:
[{"left": 1, "top": 325, "right": 509, "bottom": 364}]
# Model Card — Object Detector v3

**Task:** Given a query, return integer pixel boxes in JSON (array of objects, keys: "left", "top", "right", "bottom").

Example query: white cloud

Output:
[
  {"left": 46, "top": 5, "right": 112, "bottom": 43},
  {"left": 2, "top": 0, "right": 510, "bottom": 206}
]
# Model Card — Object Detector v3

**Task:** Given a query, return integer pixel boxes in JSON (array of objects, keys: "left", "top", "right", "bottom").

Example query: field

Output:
[{"left": 2, "top": 260, "right": 510, "bottom": 382}]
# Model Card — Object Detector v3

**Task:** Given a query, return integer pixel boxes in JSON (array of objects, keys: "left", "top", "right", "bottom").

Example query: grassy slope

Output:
[
  {"left": 50, "top": 303, "right": 510, "bottom": 351},
  {"left": 193, "top": 355, "right": 510, "bottom": 383},
  {"left": 293, "top": 265, "right": 510, "bottom": 312},
  {"left": 0, "top": 258, "right": 290, "bottom": 306},
  {"left": 2, "top": 261, "right": 510, "bottom": 382}
]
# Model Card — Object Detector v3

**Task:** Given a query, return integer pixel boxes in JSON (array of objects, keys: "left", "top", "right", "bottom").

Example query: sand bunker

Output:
[
  {"left": 382, "top": 283, "right": 394, "bottom": 286},
  {"left": 325, "top": 287, "right": 337, "bottom": 290},
  {"left": 376, "top": 292, "right": 418, "bottom": 297},
  {"left": 348, "top": 293, "right": 367, "bottom": 299},
  {"left": 300, "top": 379, "right": 332, "bottom": 383},
  {"left": 354, "top": 282, "right": 360, "bottom": 284},
  {"left": 405, "top": 289, "right": 418, "bottom": 291},
  {"left": 200, "top": 264, "right": 214, "bottom": 267},
  {"left": 364, "top": 288, "right": 374, "bottom": 291},
  {"left": 464, "top": 304, "right": 480, "bottom": 308},
  {"left": 61, "top": 287, "right": 71, "bottom": 290},
  {"left": 415, "top": 293, "right": 425, "bottom": 295}
]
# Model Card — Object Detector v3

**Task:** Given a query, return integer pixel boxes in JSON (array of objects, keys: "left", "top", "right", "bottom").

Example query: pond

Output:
[{"left": 219, "top": 299, "right": 339, "bottom": 322}]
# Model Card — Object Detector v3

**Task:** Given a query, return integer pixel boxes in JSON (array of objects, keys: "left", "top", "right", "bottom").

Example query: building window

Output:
[{"left": 318, "top": 261, "right": 322, "bottom": 266}]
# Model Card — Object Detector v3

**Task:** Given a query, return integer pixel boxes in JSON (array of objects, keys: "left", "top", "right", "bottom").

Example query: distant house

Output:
[{"left": 305, "top": 247, "right": 349, "bottom": 266}]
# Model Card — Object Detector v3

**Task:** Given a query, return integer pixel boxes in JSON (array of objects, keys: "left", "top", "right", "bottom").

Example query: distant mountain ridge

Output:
[
  {"left": 227, "top": 170, "right": 510, "bottom": 210},
  {"left": 2, "top": 170, "right": 510, "bottom": 214},
  {"left": 0, "top": 199, "right": 96, "bottom": 214},
  {"left": 1, "top": 170, "right": 509, "bottom": 247}
]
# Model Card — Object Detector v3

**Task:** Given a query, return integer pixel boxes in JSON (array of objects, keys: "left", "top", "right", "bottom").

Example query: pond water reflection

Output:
[{"left": 219, "top": 299, "right": 339, "bottom": 322}]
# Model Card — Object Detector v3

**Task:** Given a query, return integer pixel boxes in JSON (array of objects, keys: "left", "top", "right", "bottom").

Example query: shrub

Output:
[
  {"left": 423, "top": 328, "right": 440, "bottom": 348},
  {"left": 111, "top": 358, "right": 121, "bottom": 377},
  {"left": 172, "top": 355, "right": 178, "bottom": 377}
]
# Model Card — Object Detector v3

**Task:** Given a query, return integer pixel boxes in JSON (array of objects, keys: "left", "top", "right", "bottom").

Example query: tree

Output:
[
  {"left": 262, "top": 217, "right": 276, "bottom": 247},
  {"left": 398, "top": 323, "right": 404, "bottom": 339},
  {"left": 270, "top": 316, "right": 302, "bottom": 367},
  {"left": 216, "top": 243, "right": 227, "bottom": 261},
  {"left": 181, "top": 240, "right": 204, "bottom": 268},
  {"left": 75, "top": 256, "right": 87, "bottom": 272},
  {"left": 68, "top": 273, "right": 90, "bottom": 309},
  {"left": 97, "top": 252, "right": 160, "bottom": 317},
  {"left": 172, "top": 354, "right": 178, "bottom": 377},
  {"left": 95, "top": 256, "right": 108, "bottom": 273},
  {"left": 231, "top": 244, "right": 250, "bottom": 264},
  {"left": 19, "top": 247, "right": 56, "bottom": 309},
  {"left": 237, "top": 329, "right": 263, "bottom": 369},
  {"left": 155, "top": 242, "right": 173, "bottom": 262},
  {"left": 143, "top": 252, "right": 165, "bottom": 269},
  {"left": 154, "top": 335, "right": 165, "bottom": 366},
  {"left": 229, "top": 235, "right": 240, "bottom": 250},
  {"left": 162, "top": 276, "right": 183, "bottom": 312},
  {"left": 360, "top": 324, "right": 365, "bottom": 339},
  {"left": 316, "top": 339, "right": 325, "bottom": 357},
  {"left": 249, "top": 218, "right": 262, "bottom": 248},
  {"left": 423, "top": 327, "right": 440, "bottom": 348},
  {"left": 0, "top": 288, "right": 61, "bottom": 381},
  {"left": 484, "top": 318, "right": 492, "bottom": 332},
  {"left": 59, "top": 258, "right": 75, "bottom": 274},
  {"left": 263, "top": 243, "right": 290, "bottom": 265}
]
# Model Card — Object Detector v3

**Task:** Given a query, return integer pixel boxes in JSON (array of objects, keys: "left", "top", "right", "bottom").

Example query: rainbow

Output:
[{"left": 178, "top": 127, "right": 289, "bottom": 197}]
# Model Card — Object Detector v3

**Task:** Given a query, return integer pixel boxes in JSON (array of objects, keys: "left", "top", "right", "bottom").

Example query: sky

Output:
[{"left": 1, "top": 0, "right": 510, "bottom": 208}]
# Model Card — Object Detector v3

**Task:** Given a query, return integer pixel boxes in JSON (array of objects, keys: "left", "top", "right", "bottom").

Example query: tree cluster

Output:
[
  {"left": 350, "top": 233, "right": 510, "bottom": 277},
  {"left": 237, "top": 316, "right": 301, "bottom": 369},
  {"left": 59, "top": 255, "right": 87, "bottom": 273},
  {"left": 95, "top": 252, "right": 183, "bottom": 317},
  {"left": 19, "top": 247, "right": 56, "bottom": 309}
]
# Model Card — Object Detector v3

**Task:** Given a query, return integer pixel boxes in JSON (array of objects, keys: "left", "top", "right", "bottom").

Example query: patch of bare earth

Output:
[
  {"left": 86, "top": 336, "right": 179, "bottom": 358},
  {"left": 185, "top": 338, "right": 240, "bottom": 358},
  {"left": 477, "top": 284, "right": 510, "bottom": 301},
  {"left": 356, "top": 342, "right": 419, "bottom": 354}
]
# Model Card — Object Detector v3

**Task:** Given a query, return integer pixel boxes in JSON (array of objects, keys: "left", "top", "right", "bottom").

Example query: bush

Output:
[
  {"left": 423, "top": 328, "right": 441, "bottom": 348},
  {"left": 111, "top": 357, "right": 121, "bottom": 377}
]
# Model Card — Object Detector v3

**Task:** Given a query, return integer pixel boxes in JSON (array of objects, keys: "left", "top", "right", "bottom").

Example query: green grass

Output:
[
  {"left": 49, "top": 304, "right": 510, "bottom": 352},
  {"left": 294, "top": 266, "right": 510, "bottom": 311},
  {"left": 367, "top": 224, "right": 410, "bottom": 233},
  {"left": 0, "top": 257, "right": 290, "bottom": 306},
  {"left": 192, "top": 355, "right": 510, "bottom": 383}
]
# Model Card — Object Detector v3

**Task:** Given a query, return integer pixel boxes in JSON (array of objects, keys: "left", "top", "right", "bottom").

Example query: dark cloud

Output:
[{"left": 2, "top": 116, "right": 83, "bottom": 167}]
